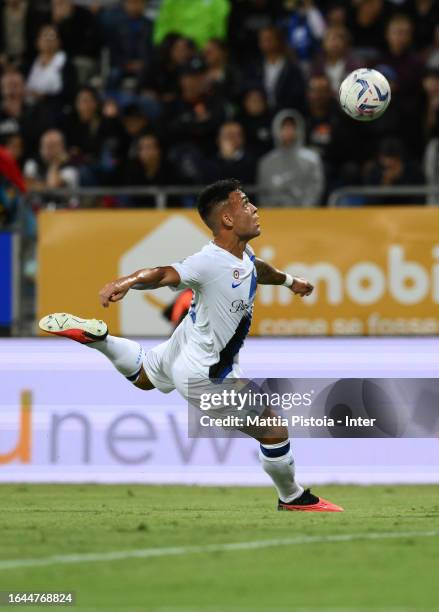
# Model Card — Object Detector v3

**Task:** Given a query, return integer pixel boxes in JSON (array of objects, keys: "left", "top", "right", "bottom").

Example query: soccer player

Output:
[{"left": 40, "top": 179, "right": 343, "bottom": 512}]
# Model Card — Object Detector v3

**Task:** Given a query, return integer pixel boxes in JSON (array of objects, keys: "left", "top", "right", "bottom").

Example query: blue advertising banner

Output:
[{"left": 0, "top": 232, "right": 14, "bottom": 326}]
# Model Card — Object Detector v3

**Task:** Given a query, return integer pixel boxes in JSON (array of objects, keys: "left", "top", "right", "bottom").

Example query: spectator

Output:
[
  {"left": 103, "top": 0, "right": 154, "bottom": 90},
  {"left": 1, "top": 132, "right": 25, "bottom": 166},
  {"left": 0, "top": 0, "right": 30, "bottom": 65},
  {"left": 203, "top": 38, "right": 240, "bottom": 100},
  {"left": 284, "top": 0, "right": 326, "bottom": 67},
  {"left": 253, "top": 25, "right": 306, "bottom": 113},
  {"left": 305, "top": 74, "right": 337, "bottom": 159},
  {"left": 154, "top": 0, "right": 230, "bottom": 48},
  {"left": 209, "top": 121, "right": 256, "bottom": 183},
  {"left": 422, "top": 68, "right": 439, "bottom": 142},
  {"left": 63, "top": 86, "right": 103, "bottom": 162},
  {"left": 62, "top": 86, "right": 125, "bottom": 184},
  {"left": 311, "top": 25, "right": 361, "bottom": 95},
  {"left": 236, "top": 87, "right": 273, "bottom": 157},
  {"left": 163, "top": 57, "right": 228, "bottom": 184},
  {"left": 23, "top": 129, "right": 79, "bottom": 191},
  {"left": 51, "top": 0, "right": 100, "bottom": 60},
  {"left": 122, "top": 133, "right": 177, "bottom": 206},
  {"left": 347, "top": 0, "right": 389, "bottom": 61},
  {"left": 164, "top": 57, "right": 227, "bottom": 156},
  {"left": 367, "top": 64, "right": 401, "bottom": 144},
  {"left": 0, "top": 69, "right": 39, "bottom": 156},
  {"left": 326, "top": 3, "right": 347, "bottom": 28},
  {"left": 0, "top": 0, "right": 50, "bottom": 70},
  {"left": 98, "top": 97, "right": 130, "bottom": 178},
  {"left": 138, "top": 34, "right": 196, "bottom": 103},
  {"left": 407, "top": 0, "right": 439, "bottom": 53},
  {"left": 26, "top": 24, "right": 77, "bottom": 110},
  {"left": 378, "top": 13, "right": 425, "bottom": 156},
  {"left": 121, "top": 102, "right": 154, "bottom": 158},
  {"left": 228, "top": 0, "right": 284, "bottom": 65},
  {"left": 257, "top": 109, "right": 324, "bottom": 207},
  {"left": 363, "top": 137, "right": 425, "bottom": 204}
]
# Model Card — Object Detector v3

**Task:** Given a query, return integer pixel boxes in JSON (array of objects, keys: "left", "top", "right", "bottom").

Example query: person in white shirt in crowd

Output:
[
  {"left": 26, "top": 24, "right": 77, "bottom": 107},
  {"left": 310, "top": 25, "right": 362, "bottom": 95},
  {"left": 24, "top": 128, "right": 79, "bottom": 191},
  {"left": 253, "top": 25, "right": 306, "bottom": 114}
]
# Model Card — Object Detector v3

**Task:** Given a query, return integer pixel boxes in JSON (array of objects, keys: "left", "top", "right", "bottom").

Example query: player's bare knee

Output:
[
  {"left": 250, "top": 409, "right": 289, "bottom": 444},
  {"left": 252, "top": 424, "right": 289, "bottom": 445},
  {"left": 133, "top": 368, "right": 155, "bottom": 391},
  {"left": 259, "top": 424, "right": 289, "bottom": 445}
]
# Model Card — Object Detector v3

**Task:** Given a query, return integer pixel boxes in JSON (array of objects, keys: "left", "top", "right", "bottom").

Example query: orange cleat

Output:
[
  {"left": 39, "top": 313, "right": 108, "bottom": 344},
  {"left": 278, "top": 489, "right": 344, "bottom": 512}
]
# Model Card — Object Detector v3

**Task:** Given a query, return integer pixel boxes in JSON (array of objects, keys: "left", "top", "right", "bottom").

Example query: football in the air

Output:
[{"left": 339, "top": 68, "right": 391, "bottom": 122}]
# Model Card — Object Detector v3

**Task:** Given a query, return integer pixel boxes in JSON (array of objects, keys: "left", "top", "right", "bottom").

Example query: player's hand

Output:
[
  {"left": 290, "top": 277, "right": 314, "bottom": 297},
  {"left": 99, "top": 281, "right": 129, "bottom": 307}
]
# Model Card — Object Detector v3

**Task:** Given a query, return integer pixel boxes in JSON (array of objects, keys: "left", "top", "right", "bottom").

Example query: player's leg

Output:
[
  {"left": 244, "top": 410, "right": 343, "bottom": 512},
  {"left": 183, "top": 371, "right": 343, "bottom": 512},
  {"left": 249, "top": 418, "right": 304, "bottom": 505},
  {"left": 39, "top": 312, "right": 154, "bottom": 390}
]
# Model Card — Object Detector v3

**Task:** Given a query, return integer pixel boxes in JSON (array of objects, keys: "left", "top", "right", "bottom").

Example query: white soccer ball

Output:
[{"left": 339, "top": 68, "right": 391, "bottom": 122}]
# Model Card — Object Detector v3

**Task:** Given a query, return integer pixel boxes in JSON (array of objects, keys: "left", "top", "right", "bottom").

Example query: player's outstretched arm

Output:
[
  {"left": 99, "top": 266, "right": 180, "bottom": 307},
  {"left": 254, "top": 258, "right": 313, "bottom": 297}
]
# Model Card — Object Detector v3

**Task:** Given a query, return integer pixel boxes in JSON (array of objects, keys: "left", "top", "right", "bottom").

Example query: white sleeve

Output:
[
  {"left": 307, "top": 7, "right": 326, "bottom": 39},
  {"left": 170, "top": 251, "right": 211, "bottom": 290},
  {"left": 23, "top": 159, "right": 38, "bottom": 179},
  {"left": 59, "top": 166, "right": 79, "bottom": 188}
]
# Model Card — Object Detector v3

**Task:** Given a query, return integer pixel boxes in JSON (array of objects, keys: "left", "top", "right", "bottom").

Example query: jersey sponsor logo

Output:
[
  {"left": 232, "top": 281, "right": 243, "bottom": 288},
  {"left": 230, "top": 299, "right": 251, "bottom": 313}
]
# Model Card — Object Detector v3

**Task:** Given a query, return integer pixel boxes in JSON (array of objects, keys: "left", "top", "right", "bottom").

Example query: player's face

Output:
[{"left": 230, "top": 190, "right": 260, "bottom": 240}]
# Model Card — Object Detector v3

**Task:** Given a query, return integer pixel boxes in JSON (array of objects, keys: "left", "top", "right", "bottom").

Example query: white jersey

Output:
[{"left": 169, "top": 242, "right": 257, "bottom": 379}]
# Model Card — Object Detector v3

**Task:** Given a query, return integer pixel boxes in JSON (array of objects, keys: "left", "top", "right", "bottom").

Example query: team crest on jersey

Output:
[{"left": 233, "top": 269, "right": 239, "bottom": 279}]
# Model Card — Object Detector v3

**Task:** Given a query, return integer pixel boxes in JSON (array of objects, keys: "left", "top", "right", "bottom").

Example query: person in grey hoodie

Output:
[{"left": 257, "top": 109, "right": 324, "bottom": 207}]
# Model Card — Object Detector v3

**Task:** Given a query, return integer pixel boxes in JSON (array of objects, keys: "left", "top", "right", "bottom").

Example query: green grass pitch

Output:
[{"left": 0, "top": 484, "right": 438, "bottom": 610}]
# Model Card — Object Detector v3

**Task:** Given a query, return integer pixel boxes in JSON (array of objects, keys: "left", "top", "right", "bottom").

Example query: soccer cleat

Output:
[
  {"left": 278, "top": 488, "right": 344, "bottom": 512},
  {"left": 39, "top": 313, "right": 108, "bottom": 344}
]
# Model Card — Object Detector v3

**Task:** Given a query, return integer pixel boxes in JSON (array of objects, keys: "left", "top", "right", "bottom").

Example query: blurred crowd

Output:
[{"left": 1, "top": 0, "right": 439, "bottom": 222}]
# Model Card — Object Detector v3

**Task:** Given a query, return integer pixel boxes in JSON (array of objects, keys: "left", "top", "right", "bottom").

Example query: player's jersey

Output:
[{"left": 170, "top": 241, "right": 257, "bottom": 379}]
